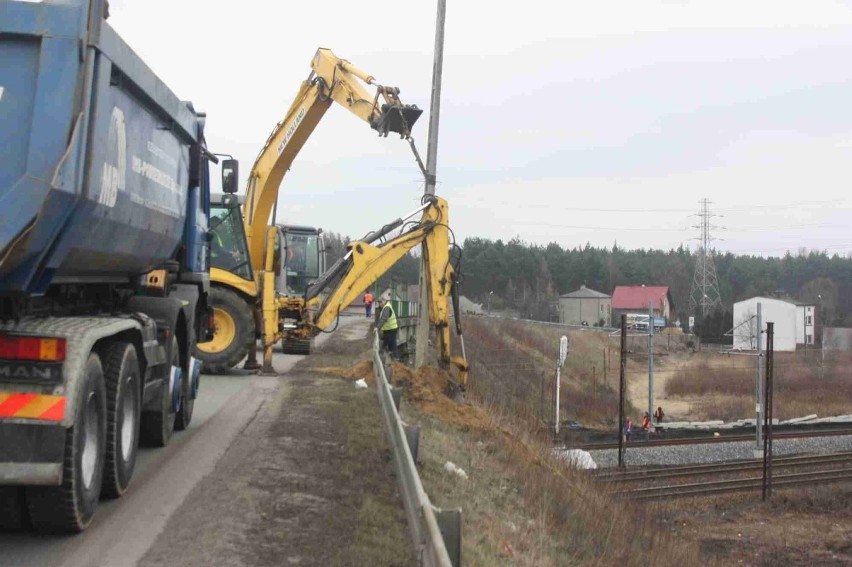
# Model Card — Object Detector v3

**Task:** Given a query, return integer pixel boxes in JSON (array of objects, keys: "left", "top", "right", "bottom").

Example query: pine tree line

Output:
[{"left": 460, "top": 238, "right": 852, "bottom": 333}]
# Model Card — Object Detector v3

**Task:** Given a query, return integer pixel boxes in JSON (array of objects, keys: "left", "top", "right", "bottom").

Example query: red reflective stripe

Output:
[
  {"left": 38, "top": 398, "right": 66, "bottom": 421},
  {"left": 0, "top": 393, "right": 38, "bottom": 417}
]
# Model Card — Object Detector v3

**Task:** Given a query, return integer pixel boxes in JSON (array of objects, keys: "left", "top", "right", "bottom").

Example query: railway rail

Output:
[
  {"left": 593, "top": 452, "right": 852, "bottom": 500},
  {"left": 578, "top": 427, "right": 852, "bottom": 451}
]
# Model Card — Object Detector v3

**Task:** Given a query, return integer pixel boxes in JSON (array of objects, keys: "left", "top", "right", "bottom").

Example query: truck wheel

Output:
[
  {"left": 195, "top": 287, "right": 254, "bottom": 374},
  {"left": 281, "top": 337, "right": 312, "bottom": 355},
  {"left": 140, "top": 335, "right": 178, "bottom": 447},
  {"left": 100, "top": 342, "right": 141, "bottom": 499},
  {"left": 27, "top": 354, "right": 106, "bottom": 533},
  {"left": 175, "top": 334, "right": 194, "bottom": 431}
]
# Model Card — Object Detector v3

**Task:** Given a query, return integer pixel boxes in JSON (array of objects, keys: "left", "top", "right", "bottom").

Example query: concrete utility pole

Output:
[
  {"left": 415, "top": 0, "right": 448, "bottom": 369},
  {"left": 755, "top": 302, "right": 763, "bottom": 454},
  {"left": 762, "top": 322, "right": 775, "bottom": 500},
  {"left": 618, "top": 315, "right": 627, "bottom": 469},
  {"left": 648, "top": 301, "right": 654, "bottom": 432}
]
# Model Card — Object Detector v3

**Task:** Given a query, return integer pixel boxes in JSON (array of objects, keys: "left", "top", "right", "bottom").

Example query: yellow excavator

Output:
[{"left": 196, "top": 48, "right": 469, "bottom": 382}]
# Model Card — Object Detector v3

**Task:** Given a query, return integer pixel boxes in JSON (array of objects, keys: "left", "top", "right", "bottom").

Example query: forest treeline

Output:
[
  {"left": 459, "top": 238, "right": 852, "bottom": 337},
  {"left": 323, "top": 231, "right": 852, "bottom": 339}
]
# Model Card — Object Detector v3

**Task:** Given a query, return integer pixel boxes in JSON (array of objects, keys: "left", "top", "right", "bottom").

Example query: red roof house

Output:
[{"left": 611, "top": 285, "right": 673, "bottom": 320}]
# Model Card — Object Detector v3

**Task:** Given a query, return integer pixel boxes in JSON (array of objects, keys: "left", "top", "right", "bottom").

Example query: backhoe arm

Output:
[
  {"left": 243, "top": 48, "right": 422, "bottom": 271},
  {"left": 299, "top": 197, "right": 469, "bottom": 385}
]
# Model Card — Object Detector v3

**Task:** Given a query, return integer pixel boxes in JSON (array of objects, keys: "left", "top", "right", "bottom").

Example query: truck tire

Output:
[
  {"left": 195, "top": 287, "right": 254, "bottom": 374},
  {"left": 100, "top": 342, "right": 141, "bottom": 499},
  {"left": 26, "top": 354, "right": 106, "bottom": 533},
  {"left": 140, "top": 335, "right": 178, "bottom": 447},
  {"left": 175, "top": 332, "right": 194, "bottom": 431},
  {"left": 281, "top": 337, "right": 312, "bottom": 355}
]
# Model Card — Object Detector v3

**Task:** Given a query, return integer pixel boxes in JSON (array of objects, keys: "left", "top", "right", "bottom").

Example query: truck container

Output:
[{"left": 0, "top": 0, "right": 224, "bottom": 532}]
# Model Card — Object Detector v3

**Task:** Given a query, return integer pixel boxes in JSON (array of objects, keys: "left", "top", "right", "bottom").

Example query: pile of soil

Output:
[
  {"left": 316, "top": 359, "right": 490, "bottom": 430},
  {"left": 315, "top": 360, "right": 375, "bottom": 386},
  {"left": 390, "top": 362, "right": 491, "bottom": 431}
]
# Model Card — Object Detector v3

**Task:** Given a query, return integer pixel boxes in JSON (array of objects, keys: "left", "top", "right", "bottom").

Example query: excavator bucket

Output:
[{"left": 374, "top": 104, "right": 423, "bottom": 137}]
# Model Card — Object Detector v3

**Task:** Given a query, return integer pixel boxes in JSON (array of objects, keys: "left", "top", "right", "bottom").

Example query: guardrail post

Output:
[
  {"left": 391, "top": 387, "right": 403, "bottom": 412},
  {"left": 434, "top": 508, "right": 462, "bottom": 567},
  {"left": 384, "top": 356, "right": 393, "bottom": 382},
  {"left": 404, "top": 424, "right": 421, "bottom": 462}
]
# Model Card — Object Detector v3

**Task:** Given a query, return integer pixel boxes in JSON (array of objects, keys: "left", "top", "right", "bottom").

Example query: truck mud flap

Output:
[{"left": 0, "top": 422, "right": 65, "bottom": 485}]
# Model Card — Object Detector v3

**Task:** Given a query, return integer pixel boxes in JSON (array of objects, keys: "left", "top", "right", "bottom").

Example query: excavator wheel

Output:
[
  {"left": 281, "top": 337, "right": 312, "bottom": 355},
  {"left": 195, "top": 287, "right": 254, "bottom": 373}
]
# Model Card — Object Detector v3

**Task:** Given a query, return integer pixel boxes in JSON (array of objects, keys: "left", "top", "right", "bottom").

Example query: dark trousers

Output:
[
  {"left": 381, "top": 328, "right": 398, "bottom": 359},
  {"left": 366, "top": 303, "right": 372, "bottom": 317}
]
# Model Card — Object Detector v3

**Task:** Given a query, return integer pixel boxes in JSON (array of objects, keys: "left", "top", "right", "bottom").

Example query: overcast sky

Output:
[{"left": 108, "top": 0, "right": 852, "bottom": 257}]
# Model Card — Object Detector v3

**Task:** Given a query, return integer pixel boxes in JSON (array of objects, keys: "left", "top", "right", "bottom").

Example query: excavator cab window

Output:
[
  {"left": 281, "top": 231, "right": 321, "bottom": 295},
  {"left": 209, "top": 204, "right": 253, "bottom": 281}
]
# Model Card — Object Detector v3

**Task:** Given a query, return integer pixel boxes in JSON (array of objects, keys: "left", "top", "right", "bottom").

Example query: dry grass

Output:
[
  {"left": 666, "top": 351, "right": 852, "bottom": 420},
  {"left": 461, "top": 317, "right": 639, "bottom": 430},
  {"left": 310, "top": 323, "right": 704, "bottom": 565},
  {"left": 661, "top": 483, "right": 852, "bottom": 565},
  {"left": 410, "top": 399, "right": 702, "bottom": 566}
]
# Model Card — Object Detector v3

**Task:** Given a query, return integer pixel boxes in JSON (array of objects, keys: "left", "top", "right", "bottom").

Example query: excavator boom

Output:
[{"left": 243, "top": 48, "right": 422, "bottom": 270}]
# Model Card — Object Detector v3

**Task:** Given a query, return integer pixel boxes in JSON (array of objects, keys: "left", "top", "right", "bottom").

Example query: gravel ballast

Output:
[{"left": 588, "top": 434, "right": 852, "bottom": 468}]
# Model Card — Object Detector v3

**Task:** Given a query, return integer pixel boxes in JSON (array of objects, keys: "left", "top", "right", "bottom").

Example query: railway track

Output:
[
  {"left": 594, "top": 452, "right": 852, "bottom": 500},
  {"left": 578, "top": 427, "right": 852, "bottom": 451}
]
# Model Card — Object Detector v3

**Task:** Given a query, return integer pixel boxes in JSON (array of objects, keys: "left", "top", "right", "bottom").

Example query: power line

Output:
[{"left": 452, "top": 198, "right": 847, "bottom": 214}]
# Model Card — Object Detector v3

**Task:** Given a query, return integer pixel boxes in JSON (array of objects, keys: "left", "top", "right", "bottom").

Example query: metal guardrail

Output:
[{"left": 372, "top": 331, "right": 460, "bottom": 567}]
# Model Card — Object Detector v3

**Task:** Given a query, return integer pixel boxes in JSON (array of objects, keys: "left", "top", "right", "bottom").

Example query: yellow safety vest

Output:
[{"left": 381, "top": 303, "right": 398, "bottom": 332}]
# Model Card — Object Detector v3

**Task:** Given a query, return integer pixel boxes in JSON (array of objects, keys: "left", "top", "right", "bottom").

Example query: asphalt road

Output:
[{"left": 0, "top": 316, "right": 364, "bottom": 567}]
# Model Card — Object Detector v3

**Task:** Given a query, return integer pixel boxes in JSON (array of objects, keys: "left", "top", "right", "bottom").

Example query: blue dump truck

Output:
[{"left": 0, "top": 0, "right": 231, "bottom": 532}]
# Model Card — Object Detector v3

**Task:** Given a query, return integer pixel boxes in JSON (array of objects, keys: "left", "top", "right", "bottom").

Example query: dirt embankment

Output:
[{"left": 317, "top": 359, "right": 492, "bottom": 431}]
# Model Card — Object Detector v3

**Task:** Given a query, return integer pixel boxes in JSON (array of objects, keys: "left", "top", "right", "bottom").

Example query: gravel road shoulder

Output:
[{"left": 138, "top": 333, "right": 414, "bottom": 567}]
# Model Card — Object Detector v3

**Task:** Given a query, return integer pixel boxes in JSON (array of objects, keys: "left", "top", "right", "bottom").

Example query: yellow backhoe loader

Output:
[{"left": 196, "top": 48, "right": 422, "bottom": 373}]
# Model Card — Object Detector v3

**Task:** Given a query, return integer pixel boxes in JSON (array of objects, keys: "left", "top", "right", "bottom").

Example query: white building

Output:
[
  {"left": 794, "top": 303, "right": 817, "bottom": 346},
  {"left": 459, "top": 295, "right": 483, "bottom": 315},
  {"left": 733, "top": 297, "right": 816, "bottom": 352}
]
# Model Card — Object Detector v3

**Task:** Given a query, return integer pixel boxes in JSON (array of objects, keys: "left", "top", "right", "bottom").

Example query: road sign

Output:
[{"left": 559, "top": 336, "right": 569, "bottom": 366}]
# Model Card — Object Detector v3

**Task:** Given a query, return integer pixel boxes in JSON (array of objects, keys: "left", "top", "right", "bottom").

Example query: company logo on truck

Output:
[
  {"left": 98, "top": 106, "right": 127, "bottom": 208},
  {"left": 0, "top": 362, "right": 62, "bottom": 384}
]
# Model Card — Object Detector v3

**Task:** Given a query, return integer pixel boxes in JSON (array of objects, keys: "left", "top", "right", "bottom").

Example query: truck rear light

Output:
[{"left": 0, "top": 337, "right": 67, "bottom": 362}]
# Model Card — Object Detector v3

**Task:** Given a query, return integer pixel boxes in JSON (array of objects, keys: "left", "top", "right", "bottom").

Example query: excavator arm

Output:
[
  {"left": 243, "top": 48, "right": 422, "bottom": 269},
  {"left": 295, "top": 196, "right": 469, "bottom": 385}
]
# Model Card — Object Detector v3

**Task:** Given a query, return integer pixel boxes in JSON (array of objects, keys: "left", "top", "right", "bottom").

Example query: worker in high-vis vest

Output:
[{"left": 377, "top": 297, "right": 399, "bottom": 359}]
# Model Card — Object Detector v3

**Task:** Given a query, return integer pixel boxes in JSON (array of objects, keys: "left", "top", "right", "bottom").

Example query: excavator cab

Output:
[
  {"left": 275, "top": 225, "right": 325, "bottom": 296},
  {"left": 209, "top": 195, "right": 253, "bottom": 282}
]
